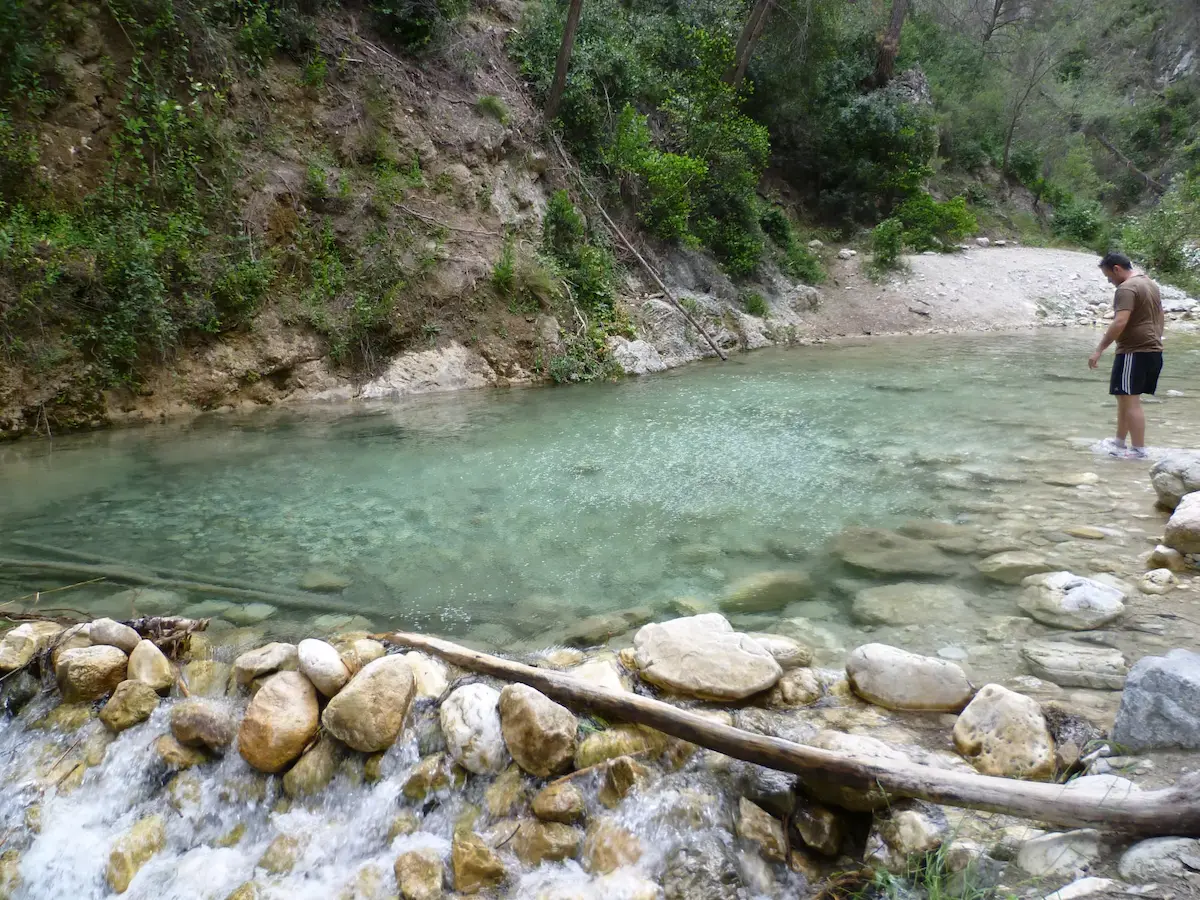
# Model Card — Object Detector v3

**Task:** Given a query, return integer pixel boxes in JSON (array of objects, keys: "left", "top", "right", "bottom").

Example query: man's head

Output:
[{"left": 1100, "top": 252, "right": 1135, "bottom": 287}]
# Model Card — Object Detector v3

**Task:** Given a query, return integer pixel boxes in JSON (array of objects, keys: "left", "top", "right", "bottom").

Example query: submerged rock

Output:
[
  {"left": 451, "top": 831, "right": 506, "bottom": 894},
  {"left": 1020, "top": 641, "right": 1127, "bottom": 690},
  {"left": 1140, "top": 568, "right": 1177, "bottom": 594},
  {"left": 532, "top": 781, "right": 585, "bottom": 824},
  {"left": 512, "top": 819, "right": 584, "bottom": 866},
  {"left": 127, "top": 639, "right": 174, "bottom": 692},
  {"left": 483, "top": 764, "right": 527, "bottom": 817},
  {"left": 599, "top": 755, "right": 651, "bottom": 807},
  {"left": 402, "top": 753, "right": 464, "bottom": 802},
  {"left": 1018, "top": 572, "right": 1126, "bottom": 630},
  {"left": 238, "top": 671, "right": 320, "bottom": 773},
  {"left": 322, "top": 655, "right": 415, "bottom": 752},
  {"left": 567, "top": 658, "right": 627, "bottom": 693},
  {"left": 441, "top": 683, "right": 509, "bottom": 775},
  {"left": 170, "top": 699, "right": 236, "bottom": 752},
  {"left": 976, "top": 551, "right": 1053, "bottom": 584},
  {"left": 582, "top": 818, "right": 643, "bottom": 875},
  {"left": 297, "top": 638, "right": 350, "bottom": 697},
  {"left": 258, "top": 834, "right": 305, "bottom": 875},
  {"left": 181, "top": 659, "right": 231, "bottom": 697},
  {"left": 99, "top": 680, "right": 159, "bottom": 733},
  {"left": 851, "top": 583, "right": 971, "bottom": 626},
  {"left": 106, "top": 815, "right": 166, "bottom": 893},
  {"left": 834, "top": 528, "right": 959, "bottom": 577},
  {"left": 56, "top": 645, "right": 127, "bottom": 702},
  {"left": 846, "top": 643, "right": 973, "bottom": 712},
  {"left": 633, "top": 614, "right": 782, "bottom": 701},
  {"left": 498, "top": 684, "right": 578, "bottom": 778},
  {"left": 953, "top": 684, "right": 1055, "bottom": 779},
  {"left": 1111, "top": 649, "right": 1200, "bottom": 750},
  {"left": 283, "top": 734, "right": 343, "bottom": 798},
  {"left": 154, "top": 734, "right": 209, "bottom": 770},
  {"left": 394, "top": 848, "right": 444, "bottom": 900},
  {"left": 720, "top": 570, "right": 813, "bottom": 614},
  {"left": 663, "top": 835, "right": 743, "bottom": 900}
]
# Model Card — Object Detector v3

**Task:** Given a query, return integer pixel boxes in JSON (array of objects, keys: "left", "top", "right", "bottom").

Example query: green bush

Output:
[
  {"left": 870, "top": 217, "right": 905, "bottom": 270},
  {"left": 371, "top": 0, "right": 467, "bottom": 51},
  {"left": 1120, "top": 175, "right": 1200, "bottom": 279},
  {"left": 781, "top": 243, "right": 825, "bottom": 284},
  {"left": 742, "top": 291, "right": 768, "bottom": 317},
  {"left": 476, "top": 95, "right": 510, "bottom": 125},
  {"left": 541, "top": 190, "right": 614, "bottom": 317},
  {"left": 894, "top": 193, "right": 976, "bottom": 251},
  {"left": 1052, "top": 200, "right": 1105, "bottom": 246}
]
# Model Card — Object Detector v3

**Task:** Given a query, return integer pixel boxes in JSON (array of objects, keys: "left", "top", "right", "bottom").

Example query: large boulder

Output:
[
  {"left": 89, "top": 618, "right": 141, "bottom": 654},
  {"left": 1150, "top": 451, "right": 1200, "bottom": 509},
  {"left": 127, "top": 640, "right": 175, "bottom": 693},
  {"left": 833, "top": 528, "right": 959, "bottom": 577},
  {"left": 1018, "top": 572, "right": 1126, "bottom": 630},
  {"left": 498, "top": 684, "right": 577, "bottom": 777},
  {"left": 953, "top": 684, "right": 1055, "bottom": 780},
  {"left": 441, "top": 683, "right": 509, "bottom": 775},
  {"left": 237, "top": 671, "right": 320, "bottom": 773},
  {"left": 1020, "top": 641, "right": 1128, "bottom": 690},
  {"left": 846, "top": 644, "right": 973, "bottom": 712},
  {"left": 1111, "top": 649, "right": 1200, "bottom": 751},
  {"left": 56, "top": 645, "right": 128, "bottom": 702},
  {"left": 297, "top": 639, "right": 350, "bottom": 697},
  {"left": 322, "top": 655, "right": 415, "bottom": 752},
  {"left": 170, "top": 699, "right": 236, "bottom": 753},
  {"left": 632, "top": 614, "right": 782, "bottom": 701},
  {"left": 720, "top": 571, "right": 813, "bottom": 614},
  {"left": 976, "top": 551, "right": 1053, "bottom": 584},
  {"left": 99, "top": 680, "right": 160, "bottom": 733},
  {"left": 0, "top": 621, "right": 64, "bottom": 671},
  {"left": 1118, "top": 837, "right": 1200, "bottom": 881},
  {"left": 851, "top": 583, "right": 972, "bottom": 626},
  {"left": 232, "top": 643, "right": 298, "bottom": 687},
  {"left": 1164, "top": 492, "right": 1200, "bottom": 554}
]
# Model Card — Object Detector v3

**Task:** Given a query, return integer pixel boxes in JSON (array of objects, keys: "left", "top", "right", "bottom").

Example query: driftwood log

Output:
[{"left": 386, "top": 631, "right": 1200, "bottom": 837}]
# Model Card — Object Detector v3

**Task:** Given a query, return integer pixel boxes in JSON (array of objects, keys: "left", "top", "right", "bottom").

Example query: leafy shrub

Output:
[
  {"left": 870, "top": 217, "right": 905, "bottom": 271},
  {"left": 1052, "top": 200, "right": 1105, "bottom": 246},
  {"left": 371, "top": 0, "right": 466, "bottom": 51},
  {"left": 302, "top": 53, "right": 327, "bottom": 88},
  {"left": 742, "top": 291, "right": 768, "bottom": 317},
  {"left": 476, "top": 95, "right": 510, "bottom": 125},
  {"left": 781, "top": 243, "right": 825, "bottom": 284},
  {"left": 759, "top": 206, "right": 792, "bottom": 248},
  {"left": 1120, "top": 175, "right": 1200, "bottom": 287},
  {"left": 541, "top": 190, "right": 614, "bottom": 317},
  {"left": 894, "top": 194, "right": 976, "bottom": 251},
  {"left": 493, "top": 238, "right": 562, "bottom": 313}
]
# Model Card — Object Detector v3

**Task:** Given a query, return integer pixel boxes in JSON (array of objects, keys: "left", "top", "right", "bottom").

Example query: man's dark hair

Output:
[{"left": 1100, "top": 252, "right": 1133, "bottom": 270}]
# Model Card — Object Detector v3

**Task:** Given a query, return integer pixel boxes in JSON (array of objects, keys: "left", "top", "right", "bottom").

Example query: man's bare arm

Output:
[{"left": 1089, "top": 309, "right": 1131, "bottom": 368}]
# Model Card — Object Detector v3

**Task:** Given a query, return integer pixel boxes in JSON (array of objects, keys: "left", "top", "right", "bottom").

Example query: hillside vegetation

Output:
[{"left": 0, "top": 0, "right": 1197, "bottom": 435}]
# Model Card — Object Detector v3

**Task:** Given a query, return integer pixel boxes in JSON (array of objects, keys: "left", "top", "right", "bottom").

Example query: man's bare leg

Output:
[
  {"left": 1125, "top": 394, "right": 1146, "bottom": 449},
  {"left": 1115, "top": 396, "right": 1129, "bottom": 446}
]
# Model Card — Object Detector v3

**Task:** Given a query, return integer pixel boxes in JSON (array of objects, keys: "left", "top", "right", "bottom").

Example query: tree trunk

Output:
[
  {"left": 726, "top": 0, "right": 777, "bottom": 89},
  {"left": 980, "top": 0, "right": 1006, "bottom": 43},
  {"left": 385, "top": 631, "right": 1200, "bottom": 837},
  {"left": 865, "top": 0, "right": 910, "bottom": 89},
  {"left": 545, "top": 0, "right": 585, "bottom": 122},
  {"left": 1083, "top": 124, "right": 1166, "bottom": 195}
]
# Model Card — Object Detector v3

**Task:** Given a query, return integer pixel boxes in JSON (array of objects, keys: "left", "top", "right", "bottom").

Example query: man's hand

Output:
[{"left": 1088, "top": 350, "right": 1102, "bottom": 369}]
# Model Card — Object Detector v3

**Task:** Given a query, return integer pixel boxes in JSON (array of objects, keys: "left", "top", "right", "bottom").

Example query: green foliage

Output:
[
  {"left": 370, "top": 0, "right": 467, "bottom": 51},
  {"left": 870, "top": 217, "right": 905, "bottom": 271},
  {"left": 1052, "top": 199, "right": 1105, "bottom": 247},
  {"left": 476, "top": 95, "right": 510, "bottom": 125},
  {"left": 741, "top": 291, "right": 768, "bottom": 317},
  {"left": 1120, "top": 174, "right": 1200, "bottom": 293},
  {"left": 894, "top": 194, "right": 977, "bottom": 251},
  {"left": 302, "top": 52, "right": 328, "bottom": 88}
]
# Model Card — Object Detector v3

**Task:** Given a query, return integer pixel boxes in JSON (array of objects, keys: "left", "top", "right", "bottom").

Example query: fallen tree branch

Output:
[
  {"left": 385, "top": 631, "right": 1200, "bottom": 837},
  {"left": 397, "top": 204, "right": 499, "bottom": 237}
]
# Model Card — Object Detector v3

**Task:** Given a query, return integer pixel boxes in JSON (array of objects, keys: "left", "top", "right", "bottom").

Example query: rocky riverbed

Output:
[{"left": 2, "top": 455, "right": 1200, "bottom": 899}]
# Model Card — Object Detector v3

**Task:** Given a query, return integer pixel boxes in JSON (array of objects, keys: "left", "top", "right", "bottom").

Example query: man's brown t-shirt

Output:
[{"left": 1114, "top": 273, "right": 1164, "bottom": 353}]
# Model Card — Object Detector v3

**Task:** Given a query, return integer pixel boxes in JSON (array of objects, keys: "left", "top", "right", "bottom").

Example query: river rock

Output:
[
  {"left": 297, "top": 639, "right": 350, "bottom": 697},
  {"left": 106, "top": 815, "right": 166, "bottom": 893},
  {"left": 1111, "top": 649, "right": 1200, "bottom": 750},
  {"left": 568, "top": 658, "right": 627, "bottom": 693},
  {"left": 1018, "top": 572, "right": 1126, "bottom": 630},
  {"left": 127, "top": 639, "right": 174, "bottom": 692},
  {"left": 663, "top": 835, "right": 741, "bottom": 900},
  {"left": 512, "top": 819, "right": 585, "bottom": 866},
  {"left": 1150, "top": 451, "right": 1200, "bottom": 509},
  {"left": 1020, "top": 641, "right": 1128, "bottom": 690},
  {"left": 765, "top": 666, "right": 823, "bottom": 708},
  {"left": 1, "top": 668, "right": 39, "bottom": 715},
  {"left": 582, "top": 819, "right": 643, "bottom": 874},
  {"left": 404, "top": 652, "right": 450, "bottom": 699},
  {"left": 792, "top": 798, "right": 844, "bottom": 856},
  {"left": 452, "top": 831, "right": 506, "bottom": 894},
  {"left": 599, "top": 755, "right": 650, "bottom": 807},
  {"left": 441, "top": 683, "right": 509, "bottom": 774},
  {"left": 498, "top": 684, "right": 578, "bottom": 777},
  {"left": 976, "top": 551, "right": 1053, "bottom": 584},
  {"left": 154, "top": 734, "right": 208, "bottom": 770},
  {"left": 89, "top": 618, "right": 141, "bottom": 654},
  {"left": 1146, "top": 544, "right": 1188, "bottom": 572},
  {"left": 834, "top": 528, "right": 959, "bottom": 577},
  {"left": 868, "top": 802, "right": 949, "bottom": 872},
  {"left": 394, "top": 848, "right": 444, "bottom": 900},
  {"left": 233, "top": 643, "right": 298, "bottom": 687},
  {"left": 1016, "top": 829, "right": 1101, "bottom": 877},
  {"left": 0, "top": 621, "right": 64, "bottom": 671},
  {"left": 237, "top": 671, "right": 320, "bottom": 773},
  {"left": 1140, "top": 568, "right": 1177, "bottom": 594},
  {"left": 575, "top": 724, "right": 671, "bottom": 768},
  {"left": 99, "top": 680, "right": 160, "bottom": 733},
  {"left": 283, "top": 735, "right": 342, "bottom": 798},
  {"left": 805, "top": 731, "right": 913, "bottom": 810},
  {"left": 745, "top": 633, "right": 812, "bottom": 669},
  {"left": 720, "top": 571, "right": 813, "bottom": 613},
  {"left": 181, "top": 660, "right": 230, "bottom": 697},
  {"left": 259, "top": 834, "right": 305, "bottom": 874},
  {"left": 532, "top": 781, "right": 585, "bottom": 824},
  {"left": 1165, "top": 491, "right": 1200, "bottom": 553},
  {"left": 633, "top": 614, "right": 782, "bottom": 701},
  {"left": 402, "top": 753, "right": 463, "bottom": 802},
  {"left": 50, "top": 623, "right": 91, "bottom": 668},
  {"left": 322, "top": 655, "right": 415, "bottom": 752},
  {"left": 851, "top": 583, "right": 972, "bottom": 626},
  {"left": 1118, "top": 837, "right": 1200, "bottom": 881},
  {"left": 953, "top": 684, "right": 1055, "bottom": 779},
  {"left": 846, "top": 643, "right": 973, "bottom": 712},
  {"left": 56, "top": 645, "right": 127, "bottom": 702},
  {"left": 170, "top": 699, "right": 236, "bottom": 752},
  {"left": 737, "top": 797, "right": 787, "bottom": 862}
]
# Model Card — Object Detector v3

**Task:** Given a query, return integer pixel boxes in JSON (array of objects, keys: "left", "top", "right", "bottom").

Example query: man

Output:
[{"left": 1088, "top": 252, "right": 1164, "bottom": 459}]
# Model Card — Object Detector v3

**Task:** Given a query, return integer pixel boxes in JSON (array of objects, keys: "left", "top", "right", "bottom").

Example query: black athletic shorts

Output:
[{"left": 1110, "top": 351, "right": 1163, "bottom": 396}]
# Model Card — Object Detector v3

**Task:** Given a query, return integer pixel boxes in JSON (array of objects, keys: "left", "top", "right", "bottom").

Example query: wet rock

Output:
[
  {"left": 745, "top": 633, "right": 812, "bottom": 669},
  {"left": 154, "top": 734, "right": 208, "bottom": 770},
  {"left": 484, "top": 764, "right": 527, "bottom": 817},
  {"left": 51, "top": 623, "right": 91, "bottom": 668},
  {"left": 259, "top": 834, "right": 305, "bottom": 874},
  {"left": 869, "top": 802, "right": 949, "bottom": 871},
  {"left": 283, "top": 735, "right": 342, "bottom": 798},
  {"left": 512, "top": 819, "right": 584, "bottom": 866},
  {"left": 1140, "top": 568, "right": 1177, "bottom": 594},
  {"left": 322, "top": 655, "right": 415, "bottom": 752},
  {"left": 737, "top": 797, "right": 786, "bottom": 862},
  {"left": 181, "top": 659, "right": 231, "bottom": 697},
  {"left": 1020, "top": 641, "right": 1127, "bottom": 690},
  {"left": 402, "top": 752, "right": 463, "bottom": 802},
  {"left": 451, "top": 831, "right": 506, "bottom": 894},
  {"left": 532, "top": 781, "right": 585, "bottom": 824},
  {"left": 388, "top": 812, "right": 421, "bottom": 842},
  {"left": 394, "top": 848, "right": 444, "bottom": 900},
  {"left": 297, "top": 639, "right": 350, "bottom": 697},
  {"left": 126, "top": 639, "right": 174, "bottom": 693},
  {"left": 574, "top": 724, "right": 670, "bottom": 768},
  {"left": 560, "top": 610, "right": 649, "bottom": 647},
  {"left": 226, "top": 603, "right": 276, "bottom": 626},
  {"left": 1165, "top": 492, "right": 1200, "bottom": 553},
  {"left": 663, "top": 835, "right": 743, "bottom": 900},
  {"left": 733, "top": 761, "right": 796, "bottom": 819},
  {"left": 583, "top": 818, "right": 643, "bottom": 874},
  {"left": 599, "top": 755, "right": 650, "bottom": 807},
  {"left": 106, "top": 814, "right": 166, "bottom": 893},
  {"left": 793, "top": 799, "right": 845, "bottom": 856},
  {"left": 56, "top": 645, "right": 127, "bottom": 702},
  {"left": 803, "top": 731, "right": 912, "bottom": 810},
  {"left": 633, "top": 614, "right": 782, "bottom": 701},
  {"left": 1018, "top": 572, "right": 1126, "bottom": 630},
  {"left": 100, "top": 680, "right": 159, "bottom": 732},
  {"left": 834, "top": 528, "right": 959, "bottom": 577},
  {"left": 1146, "top": 544, "right": 1188, "bottom": 572},
  {"left": 299, "top": 569, "right": 352, "bottom": 593},
  {"left": 498, "top": 683, "right": 578, "bottom": 777},
  {"left": 977, "top": 551, "right": 1053, "bottom": 584},
  {"left": 90, "top": 618, "right": 141, "bottom": 654},
  {"left": 1111, "top": 649, "right": 1200, "bottom": 750},
  {"left": 720, "top": 571, "right": 813, "bottom": 613},
  {"left": 953, "top": 684, "right": 1055, "bottom": 779},
  {"left": 764, "top": 666, "right": 822, "bottom": 708},
  {"left": 847, "top": 643, "right": 973, "bottom": 712},
  {"left": 1118, "top": 837, "right": 1200, "bottom": 881},
  {"left": 0, "top": 848, "right": 21, "bottom": 897},
  {"left": 238, "top": 671, "right": 320, "bottom": 773},
  {"left": 170, "top": 699, "right": 236, "bottom": 752},
  {"left": 1150, "top": 451, "right": 1200, "bottom": 509},
  {"left": 568, "top": 658, "right": 627, "bottom": 693},
  {"left": 226, "top": 883, "right": 260, "bottom": 900},
  {"left": 0, "top": 668, "right": 39, "bottom": 714},
  {"left": 166, "top": 771, "right": 202, "bottom": 811},
  {"left": 1016, "top": 829, "right": 1101, "bottom": 876},
  {"left": 441, "top": 683, "right": 509, "bottom": 775},
  {"left": 339, "top": 638, "right": 387, "bottom": 674},
  {"left": 405, "top": 652, "right": 449, "bottom": 700},
  {"left": 851, "top": 583, "right": 972, "bottom": 626},
  {"left": 233, "top": 642, "right": 298, "bottom": 687}
]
